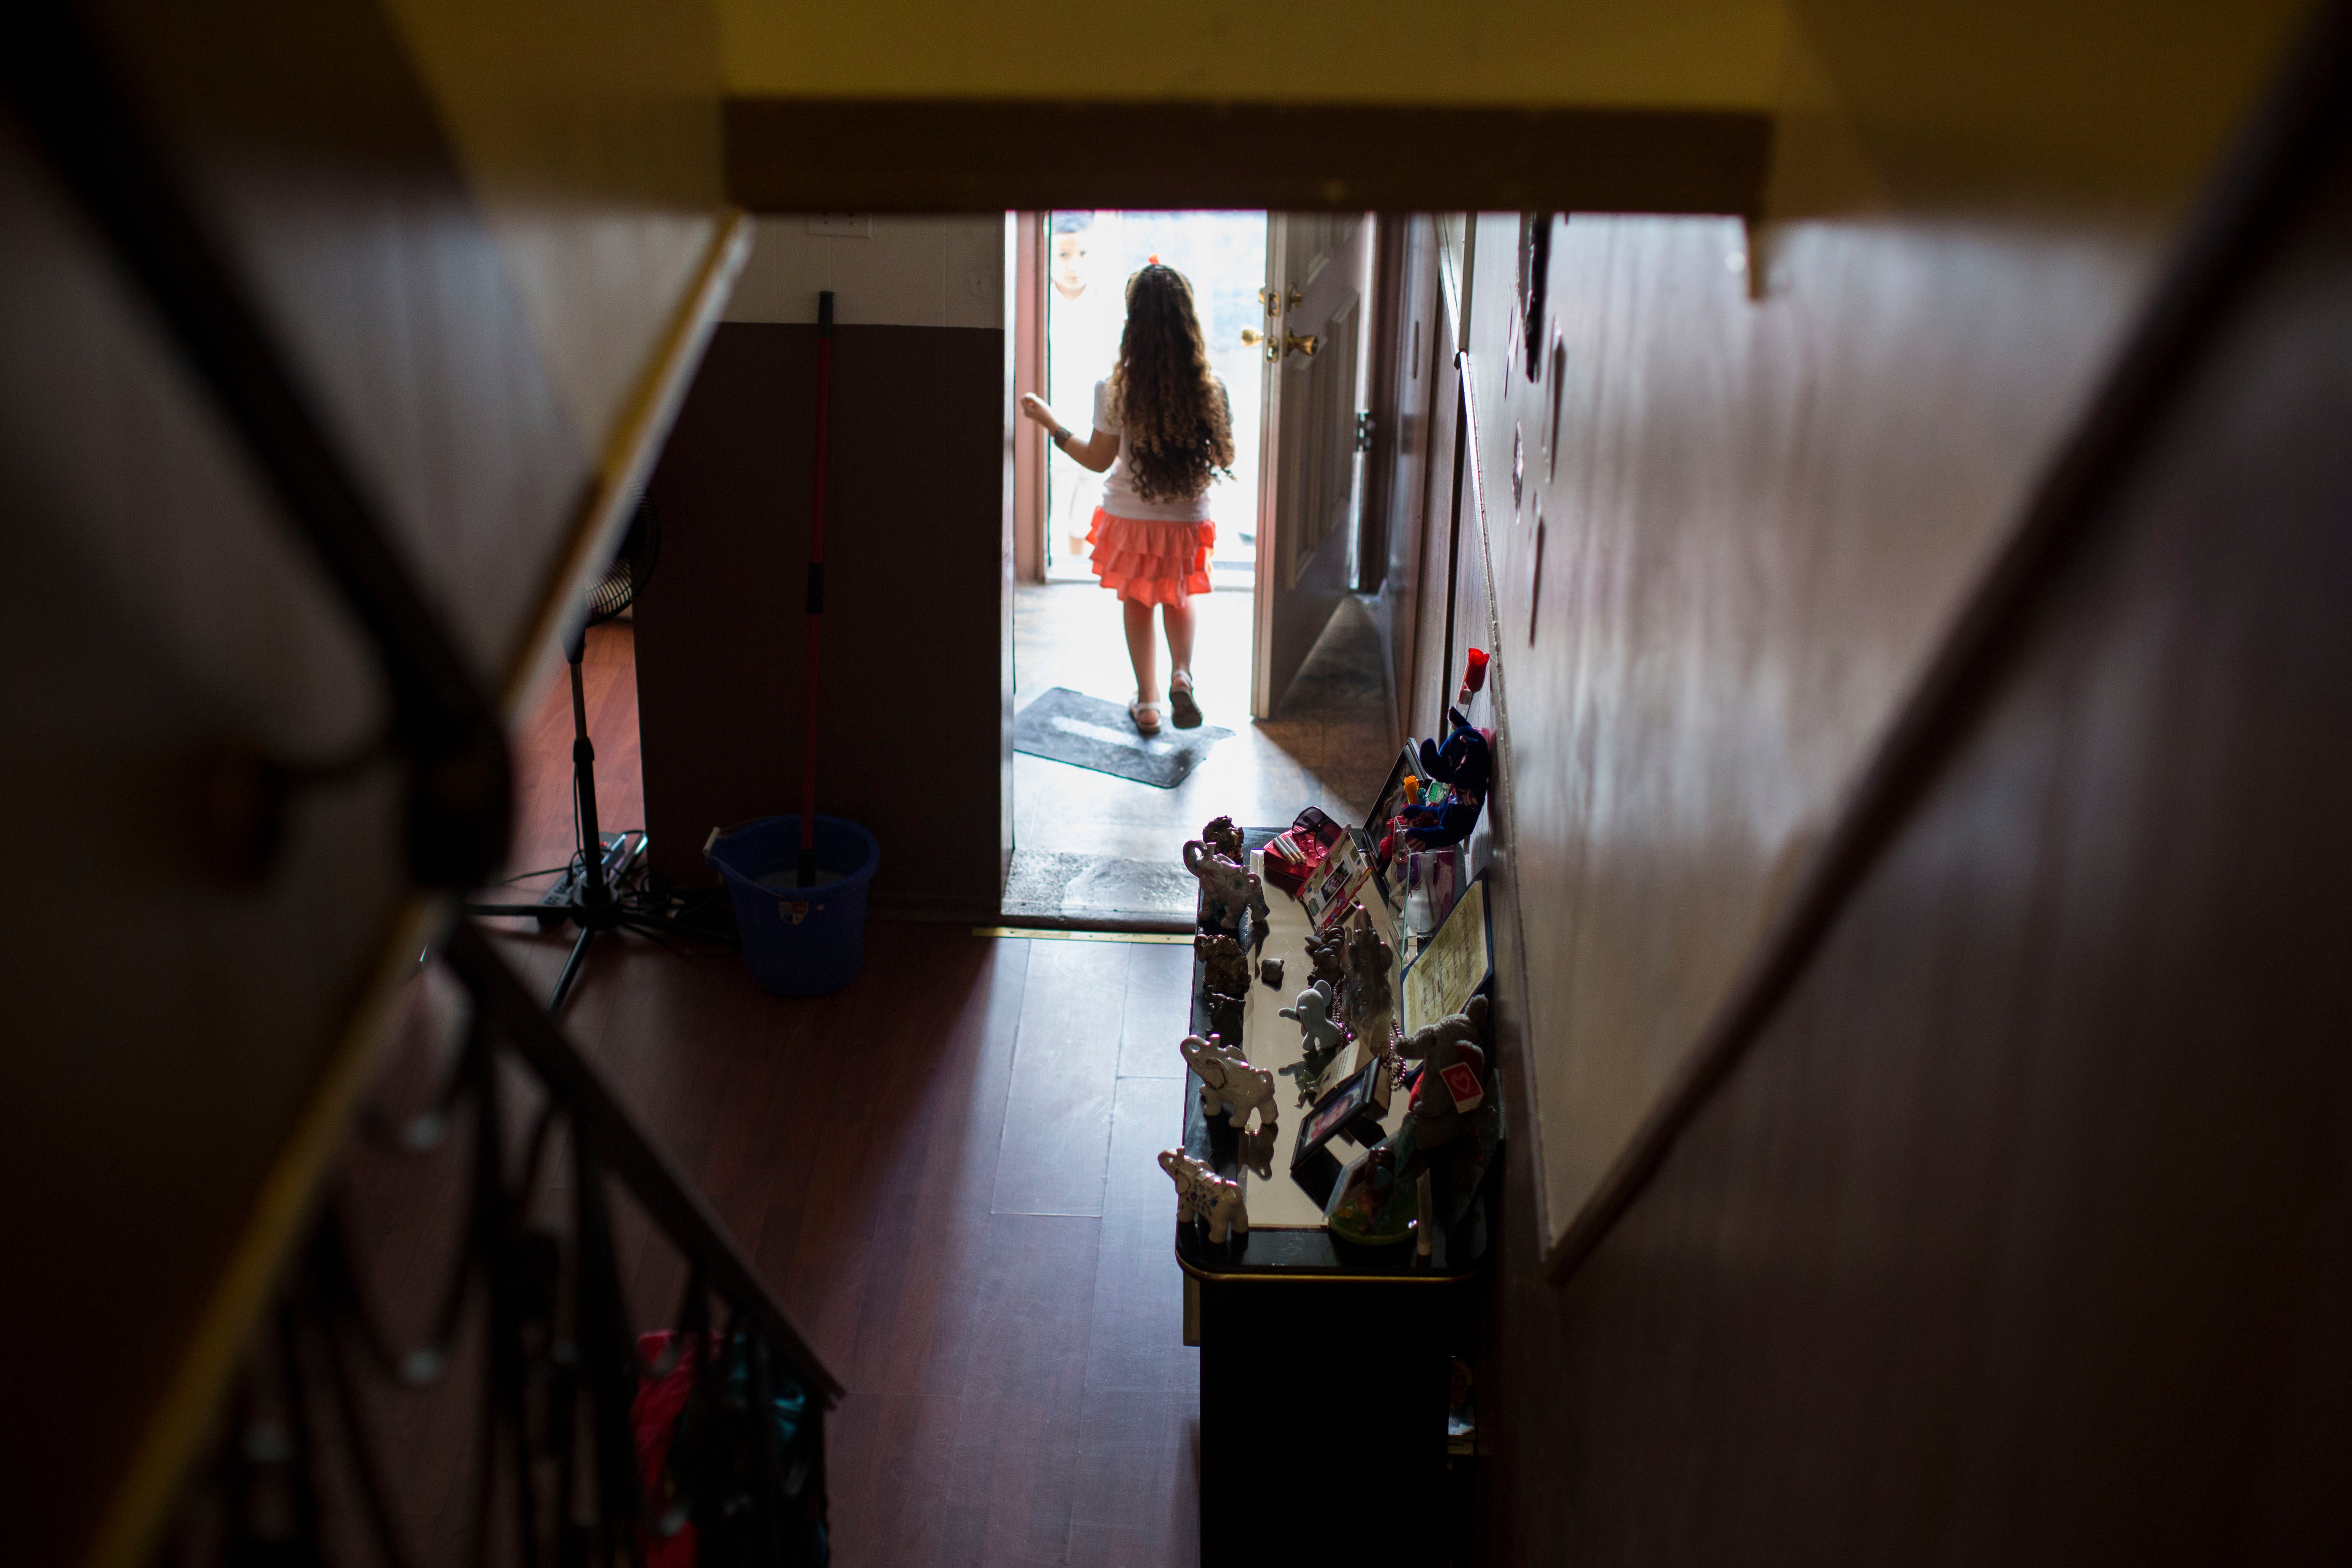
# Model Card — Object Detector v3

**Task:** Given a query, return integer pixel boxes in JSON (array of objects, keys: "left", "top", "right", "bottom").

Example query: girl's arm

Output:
[{"left": 1019, "top": 392, "right": 1118, "bottom": 472}]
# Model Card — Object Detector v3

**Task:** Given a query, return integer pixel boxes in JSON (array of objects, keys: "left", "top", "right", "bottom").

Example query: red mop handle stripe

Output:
[{"left": 803, "top": 293, "right": 832, "bottom": 853}]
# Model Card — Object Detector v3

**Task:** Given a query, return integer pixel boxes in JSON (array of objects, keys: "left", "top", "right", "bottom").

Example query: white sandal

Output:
[
  {"left": 1130, "top": 696, "right": 1165, "bottom": 736},
  {"left": 1168, "top": 671, "right": 1202, "bottom": 730}
]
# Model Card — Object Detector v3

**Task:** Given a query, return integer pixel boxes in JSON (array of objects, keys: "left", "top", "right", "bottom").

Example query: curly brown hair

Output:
[{"left": 1107, "top": 264, "right": 1235, "bottom": 503}]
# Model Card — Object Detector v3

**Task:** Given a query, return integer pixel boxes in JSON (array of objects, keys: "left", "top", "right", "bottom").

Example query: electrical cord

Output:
[
  {"left": 480, "top": 767, "right": 742, "bottom": 954},
  {"left": 490, "top": 862, "right": 577, "bottom": 885}
]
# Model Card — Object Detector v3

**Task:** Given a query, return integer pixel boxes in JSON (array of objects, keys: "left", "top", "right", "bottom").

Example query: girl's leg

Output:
[
  {"left": 1163, "top": 596, "right": 1197, "bottom": 689},
  {"left": 1123, "top": 596, "right": 1161, "bottom": 702}
]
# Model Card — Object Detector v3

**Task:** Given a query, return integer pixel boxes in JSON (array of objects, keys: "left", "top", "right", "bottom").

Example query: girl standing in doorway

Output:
[{"left": 1020, "top": 263, "right": 1233, "bottom": 736}]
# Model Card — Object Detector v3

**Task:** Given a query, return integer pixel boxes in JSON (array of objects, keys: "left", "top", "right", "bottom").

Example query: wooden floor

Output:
[{"left": 351, "top": 620, "right": 1202, "bottom": 1566}]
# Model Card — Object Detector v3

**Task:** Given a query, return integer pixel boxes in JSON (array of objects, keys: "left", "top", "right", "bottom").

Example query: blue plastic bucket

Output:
[{"left": 703, "top": 815, "right": 881, "bottom": 997}]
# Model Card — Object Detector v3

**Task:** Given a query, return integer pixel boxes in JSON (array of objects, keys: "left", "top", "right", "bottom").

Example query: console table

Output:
[{"left": 1178, "top": 852, "right": 1489, "bottom": 1565}]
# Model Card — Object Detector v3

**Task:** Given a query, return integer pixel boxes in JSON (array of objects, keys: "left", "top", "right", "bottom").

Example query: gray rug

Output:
[{"left": 1014, "top": 686, "right": 1233, "bottom": 788}]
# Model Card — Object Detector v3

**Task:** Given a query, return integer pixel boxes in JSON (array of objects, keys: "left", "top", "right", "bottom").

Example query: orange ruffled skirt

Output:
[{"left": 1086, "top": 508, "right": 1216, "bottom": 606}]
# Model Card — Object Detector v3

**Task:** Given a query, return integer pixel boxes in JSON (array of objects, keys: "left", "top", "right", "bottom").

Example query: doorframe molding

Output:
[
  {"left": 1012, "top": 210, "right": 1047, "bottom": 583},
  {"left": 1250, "top": 217, "right": 1289, "bottom": 719}
]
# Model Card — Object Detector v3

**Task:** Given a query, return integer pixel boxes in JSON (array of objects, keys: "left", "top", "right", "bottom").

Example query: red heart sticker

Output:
[{"left": 1440, "top": 1062, "right": 1483, "bottom": 1114}]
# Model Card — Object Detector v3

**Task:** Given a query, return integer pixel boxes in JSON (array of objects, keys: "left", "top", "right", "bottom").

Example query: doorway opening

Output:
[
  {"left": 1008, "top": 210, "right": 1396, "bottom": 928},
  {"left": 1042, "top": 211, "right": 1265, "bottom": 586}
]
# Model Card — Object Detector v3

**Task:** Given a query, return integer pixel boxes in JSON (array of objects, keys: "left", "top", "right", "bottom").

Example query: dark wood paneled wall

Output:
[
  {"left": 1474, "top": 52, "right": 2352, "bottom": 1568},
  {"left": 638, "top": 321, "right": 1010, "bottom": 917}
]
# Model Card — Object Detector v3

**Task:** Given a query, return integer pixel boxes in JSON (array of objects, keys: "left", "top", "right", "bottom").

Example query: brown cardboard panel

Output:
[{"left": 639, "top": 321, "right": 1009, "bottom": 917}]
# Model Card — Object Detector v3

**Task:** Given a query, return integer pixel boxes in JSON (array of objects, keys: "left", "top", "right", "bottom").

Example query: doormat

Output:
[
  {"left": 1000, "top": 849, "right": 1200, "bottom": 925},
  {"left": 1014, "top": 687, "right": 1233, "bottom": 788}
]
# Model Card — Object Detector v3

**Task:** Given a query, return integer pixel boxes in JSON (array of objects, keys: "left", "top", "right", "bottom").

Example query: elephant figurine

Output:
[
  {"left": 1278, "top": 979, "right": 1351, "bottom": 1104},
  {"left": 1280, "top": 977, "right": 1346, "bottom": 1057},
  {"left": 1199, "top": 814, "right": 1247, "bottom": 863},
  {"left": 1302, "top": 925, "right": 1348, "bottom": 989},
  {"left": 1180, "top": 1033, "right": 1278, "bottom": 1135},
  {"left": 1183, "top": 840, "right": 1269, "bottom": 937},
  {"left": 1196, "top": 932, "right": 1251, "bottom": 1000},
  {"left": 1341, "top": 908, "right": 1395, "bottom": 1036},
  {"left": 1159, "top": 1148, "right": 1248, "bottom": 1244}
]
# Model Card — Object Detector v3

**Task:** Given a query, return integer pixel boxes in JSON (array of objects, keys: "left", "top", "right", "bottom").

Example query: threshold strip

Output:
[{"left": 974, "top": 926, "right": 1193, "bottom": 945}]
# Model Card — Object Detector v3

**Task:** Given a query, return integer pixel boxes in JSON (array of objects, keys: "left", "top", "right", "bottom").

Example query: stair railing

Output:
[
  {"left": 164, "top": 920, "right": 841, "bottom": 1566},
  {"left": 1, "top": 10, "right": 838, "bottom": 1562}
]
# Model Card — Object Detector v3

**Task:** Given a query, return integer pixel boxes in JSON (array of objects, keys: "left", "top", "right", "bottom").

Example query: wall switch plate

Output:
[{"left": 806, "top": 213, "right": 871, "bottom": 237}]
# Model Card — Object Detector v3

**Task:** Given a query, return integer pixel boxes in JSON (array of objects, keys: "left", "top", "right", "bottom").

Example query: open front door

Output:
[{"left": 1250, "top": 214, "right": 1373, "bottom": 719}]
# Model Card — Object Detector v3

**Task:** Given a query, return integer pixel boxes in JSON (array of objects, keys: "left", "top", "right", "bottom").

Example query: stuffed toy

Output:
[
  {"left": 1385, "top": 708, "right": 1491, "bottom": 853},
  {"left": 1396, "top": 995, "right": 1490, "bottom": 1153}
]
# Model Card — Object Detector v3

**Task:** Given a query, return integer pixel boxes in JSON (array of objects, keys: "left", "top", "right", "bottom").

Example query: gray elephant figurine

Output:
[
  {"left": 1286, "top": 977, "right": 1348, "bottom": 1057},
  {"left": 1278, "top": 978, "right": 1351, "bottom": 1104}
]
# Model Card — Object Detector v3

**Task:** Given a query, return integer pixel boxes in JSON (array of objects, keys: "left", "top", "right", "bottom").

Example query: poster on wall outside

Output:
[{"left": 1400, "top": 876, "right": 1492, "bottom": 1032}]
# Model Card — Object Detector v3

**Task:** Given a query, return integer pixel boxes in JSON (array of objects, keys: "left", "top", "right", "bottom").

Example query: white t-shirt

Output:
[{"left": 1092, "top": 378, "right": 1217, "bottom": 523}]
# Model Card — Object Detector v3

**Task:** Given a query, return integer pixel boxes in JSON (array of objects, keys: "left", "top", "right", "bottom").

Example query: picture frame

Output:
[
  {"left": 1400, "top": 873, "right": 1493, "bottom": 1032},
  {"left": 1290, "top": 1060, "right": 1385, "bottom": 1177},
  {"left": 1364, "top": 744, "right": 1424, "bottom": 837}
]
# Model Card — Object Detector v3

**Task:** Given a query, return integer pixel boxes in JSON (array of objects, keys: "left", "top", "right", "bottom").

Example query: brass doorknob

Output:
[
  {"left": 1240, "top": 328, "right": 1264, "bottom": 346},
  {"left": 1285, "top": 332, "right": 1321, "bottom": 358}
]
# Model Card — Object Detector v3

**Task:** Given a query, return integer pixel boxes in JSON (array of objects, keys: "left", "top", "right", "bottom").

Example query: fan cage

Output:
[{"left": 588, "top": 503, "right": 659, "bottom": 626}]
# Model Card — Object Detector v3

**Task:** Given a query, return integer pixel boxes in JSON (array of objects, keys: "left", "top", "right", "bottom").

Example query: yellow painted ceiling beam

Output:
[
  {"left": 717, "top": 0, "right": 2321, "bottom": 217},
  {"left": 716, "top": 0, "right": 1789, "bottom": 109}
]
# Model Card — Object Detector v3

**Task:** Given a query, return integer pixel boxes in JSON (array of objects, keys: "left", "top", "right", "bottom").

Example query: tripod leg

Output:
[
  {"left": 549, "top": 921, "right": 595, "bottom": 1013},
  {"left": 568, "top": 626, "right": 609, "bottom": 910}
]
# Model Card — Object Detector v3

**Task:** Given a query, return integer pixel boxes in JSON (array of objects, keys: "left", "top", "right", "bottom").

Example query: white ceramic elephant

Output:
[
  {"left": 1159, "top": 1148, "right": 1249, "bottom": 1244},
  {"left": 1180, "top": 1033, "right": 1278, "bottom": 1135}
]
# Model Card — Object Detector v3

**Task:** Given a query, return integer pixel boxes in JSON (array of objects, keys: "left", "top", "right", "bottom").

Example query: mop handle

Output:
[{"left": 799, "top": 291, "right": 832, "bottom": 886}]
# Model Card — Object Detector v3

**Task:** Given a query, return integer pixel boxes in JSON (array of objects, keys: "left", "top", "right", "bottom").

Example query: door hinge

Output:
[{"left": 1355, "top": 410, "right": 1375, "bottom": 453}]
